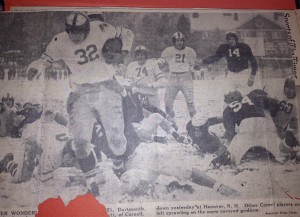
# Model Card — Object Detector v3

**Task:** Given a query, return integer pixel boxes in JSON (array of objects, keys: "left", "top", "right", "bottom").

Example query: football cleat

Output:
[
  {"left": 217, "top": 184, "right": 240, "bottom": 197},
  {"left": 87, "top": 181, "right": 100, "bottom": 197},
  {"left": 172, "top": 132, "right": 189, "bottom": 144},
  {"left": 166, "top": 180, "right": 194, "bottom": 194},
  {"left": 209, "top": 151, "right": 231, "bottom": 169}
]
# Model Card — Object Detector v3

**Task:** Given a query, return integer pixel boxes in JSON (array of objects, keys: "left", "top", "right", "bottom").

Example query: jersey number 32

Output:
[{"left": 75, "top": 44, "right": 100, "bottom": 65}]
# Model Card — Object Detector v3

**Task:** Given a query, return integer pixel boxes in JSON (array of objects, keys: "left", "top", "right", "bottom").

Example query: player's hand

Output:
[
  {"left": 157, "top": 58, "right": 170, "bottom": 73},
  {"left": 26, "top": 59, "right": 44, "bottom": 81},
  {"left": 247, "top": 75, "right": 255, "bottom": 87},
  {"left": 194, "top": 58, "right": 204, "bottom": 66},
  {"left": 131, "top": 86, "right": 138, "bottom": 94}
]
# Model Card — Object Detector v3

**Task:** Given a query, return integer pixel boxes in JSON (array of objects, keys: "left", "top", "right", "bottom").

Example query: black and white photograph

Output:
[{"left": 0, "top": 9, "right": 300, "bottom": 214}]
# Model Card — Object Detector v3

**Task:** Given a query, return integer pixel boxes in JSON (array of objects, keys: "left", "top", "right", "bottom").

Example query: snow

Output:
[{"left": 1, "top": 78, "right": 300, "bottom": 208}]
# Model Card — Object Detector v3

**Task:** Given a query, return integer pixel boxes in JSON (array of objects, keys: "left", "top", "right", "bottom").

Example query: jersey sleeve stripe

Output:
[{"left": 154, "top": 72, "right": 164, "bottom": 78}]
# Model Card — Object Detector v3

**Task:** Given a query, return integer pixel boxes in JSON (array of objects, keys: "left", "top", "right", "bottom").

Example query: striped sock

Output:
[{"left": 6, "top": 161, "right": 18, "bottom": 177}]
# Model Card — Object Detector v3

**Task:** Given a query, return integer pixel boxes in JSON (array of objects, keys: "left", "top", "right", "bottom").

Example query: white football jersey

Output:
[
  {"left": 44, "top": 21, "right": 134, "bottom": 85},
  {"left": 161, "top": 46, "right": 196, "bottom": 73},
  {"left": 126, "top": 59, "right": 164, "bottom": 86}
]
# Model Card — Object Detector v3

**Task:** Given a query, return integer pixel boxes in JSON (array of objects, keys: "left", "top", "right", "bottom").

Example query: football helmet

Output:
[
  {"left": 102, "top": 38, "right": 123, "bottom": 64},
  {"left": 225, "top": 31, "right": 238, "bottom": 42},
  {"left": 65, "top": 12, "right": 90, "bottom": 40},
  {"left": 2, "top": 93, "right": 14, "bottom": 108},
  {"left": 224, "top": 90, "right": 242, "bottom": 104},
  {"left": 191, "top": 113, "right": 207, "bottom": 127},
  {"left": 172, "top": 32, "right": 185, "bottom": 44},
  {"left": 102, "top": 38, "right": 123, "bottom": 54},
  {"left": 134, "top": 45, "right": 148, "bottom": 58}
]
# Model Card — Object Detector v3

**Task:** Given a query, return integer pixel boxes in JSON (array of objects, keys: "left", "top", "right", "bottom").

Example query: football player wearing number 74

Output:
[{"left": 161, "top": 32, "right": 198, "bottom": 130}]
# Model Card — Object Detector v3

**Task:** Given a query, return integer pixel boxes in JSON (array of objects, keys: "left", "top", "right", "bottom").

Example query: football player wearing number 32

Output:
[
  {"left": 25, "top": 12, "right": 134, "bottom": 196},
  {"left": 202, "top": 32, "right": 259, "bottom": 95},
  {"left": 161, "top": 32, "right": 198, "bottom": 130}
]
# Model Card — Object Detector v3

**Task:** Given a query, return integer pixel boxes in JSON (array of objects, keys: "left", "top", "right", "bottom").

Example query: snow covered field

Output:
[{"left": 1, "top": 77, "right": 300, "bottom": 208}]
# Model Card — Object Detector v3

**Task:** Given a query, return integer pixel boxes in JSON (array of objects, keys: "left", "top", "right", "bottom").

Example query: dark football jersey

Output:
[
  {"left": 203, "top": 43, "right": 258, "bottom": 75},
  {"left": 223, "top": 94, "right": 265, "bottom": 141},
  {"left": 186, "top": 120, "right": 221, "bottom": 154}
]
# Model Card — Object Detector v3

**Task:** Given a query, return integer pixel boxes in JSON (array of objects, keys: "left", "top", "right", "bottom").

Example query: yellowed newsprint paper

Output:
[{"left": 1, "top": 8, "right": 300, "bottom": 217}]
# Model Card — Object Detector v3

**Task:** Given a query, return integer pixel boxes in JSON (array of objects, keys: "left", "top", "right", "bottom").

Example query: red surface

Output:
[
  {"left": 36, "top": 194, "right": 109, "bottom": 217},
  {"left": 5, "top": 0, "right": 296, "bottom": 10}
]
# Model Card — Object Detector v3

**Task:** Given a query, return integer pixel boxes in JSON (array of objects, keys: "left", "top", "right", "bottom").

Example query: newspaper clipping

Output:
[{"left": 1, "top": 8, "right": 300, "bottom": 217}]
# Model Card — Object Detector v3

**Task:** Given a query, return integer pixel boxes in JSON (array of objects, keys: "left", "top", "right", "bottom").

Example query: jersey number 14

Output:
[{"left": 228, "top": 48, "right": 240, "bottom": 57}]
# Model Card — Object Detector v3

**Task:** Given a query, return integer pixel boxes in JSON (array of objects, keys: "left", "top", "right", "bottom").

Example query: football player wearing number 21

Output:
[{"left": 161, "top": 32, "right": 198, "bottom": 130}]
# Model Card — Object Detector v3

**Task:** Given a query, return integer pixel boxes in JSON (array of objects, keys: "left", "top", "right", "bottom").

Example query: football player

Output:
[
  {"left": 210, "top": 89, "right": 290, "bottom": 168},
  {"left": 202, "top": 31, "right": 259, "bottom": 94},
  {"left": 271, "top": 78, "right": 298, "bottom": 139},
  {"left": 26, "top": 11, "right": 134, "bottom": 196},
  {"left": 92, "top": 88, "right": 189, "bottom": 178},
  {"left": 186, "top": 114, "right": 226, "bottom": 156},
  {"left": 0, "top": 102, "right": 43, "bottom": 183},
  {"left": 120, "top": 146, "right": 239, "bottom": 197},
  {"left": 161, "top": 32, "right": 197, "bottom": 129},
  {"left": 126, "top": 45, "right": 167, "bottom": 109},
  {"left": 263, "top": 78, "right": 300, "bottom": 158},
  {"left": 0, "top": 109, "right": 107, "bottom": 186}
]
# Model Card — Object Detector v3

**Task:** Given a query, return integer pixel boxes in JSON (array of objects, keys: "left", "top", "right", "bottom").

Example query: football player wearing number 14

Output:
[
  {"left": 161, "top": 32, "right": 197, "bottom": 129},
  {"left": 202, "top": 32, "right": 259, "bottom": 94},
  {"left": 26, "top": 12, "right": 134, "bottom": 196}
]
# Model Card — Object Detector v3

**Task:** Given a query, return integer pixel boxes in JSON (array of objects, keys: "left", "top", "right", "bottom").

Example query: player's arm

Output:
[
  {"left": 187, "top": 48, "right": 200, "bottom": 70},
  {"left": 142, "top": 101, "right": 167, "bottom": 118},
  {"left": 245, "top": 45, "right": 258, "bottom": 86},
  {"left": 222, "top": 109, "right": 236, "bottom": 142},
  {"left": 246, "top": 45, "right": 258, "bottom": 77},
  {"left": 114, "top": 26, "right": 134, "bottom": 59},
  {"left": 264, "top": 97, "right": 279, "bottom": 117},
  {"left": 26, "top": 55, "right": 51, "bottom": 81},
  {"left": 151, "top": 58, "right": 168, "bottom": 88},
  {"left": 206, "top": 116, "right": 223, "bottom": 127},
  {"left": 161, "top": 48, "right": 171, "bottom": 61},
  {"left": 202, "top": 44, "right": 226, "bottom": 65},
  {"left": 26, "top": 36, "right": 61, "bottom": 80}
]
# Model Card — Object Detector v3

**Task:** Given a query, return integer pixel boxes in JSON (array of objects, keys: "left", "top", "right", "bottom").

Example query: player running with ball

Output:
[{"left": 26, "top": 11, "right": 134, "bottom": 196}]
